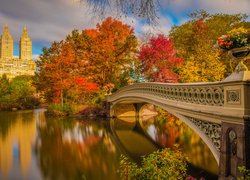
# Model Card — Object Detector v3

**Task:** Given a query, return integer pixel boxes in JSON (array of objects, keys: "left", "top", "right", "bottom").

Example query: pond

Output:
[{"left": 0, "top": 109, "right": 218, "bottom": 180}]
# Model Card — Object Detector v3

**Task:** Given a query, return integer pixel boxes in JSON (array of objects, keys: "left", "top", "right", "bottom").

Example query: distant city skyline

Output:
[
  {"left": 0, "top": 0, "right": 249, "bottom": 57},
  {"left": 0, "top": 24, "right": 46, "bottom": 59}
]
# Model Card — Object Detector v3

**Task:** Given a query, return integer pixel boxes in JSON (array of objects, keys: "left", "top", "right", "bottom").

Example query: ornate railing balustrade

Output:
[{"left": 108, "top": 82, "right": 226, "bottom": 106}]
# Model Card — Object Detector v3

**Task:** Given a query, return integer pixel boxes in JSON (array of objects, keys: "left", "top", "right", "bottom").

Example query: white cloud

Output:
[
  {"left": 0, "top": 0, "right": 139, "bottom": 52},
  {"left": 136, "top": 15, "right": 173, "bottom": 37},
  {"left": 200, "top": 0, "right": 250, "bottom": 14},
  {"left": 160, "top": 0, "right": 250, "bottom": 15},
  {"left": 0, "top": 0, "right": 99, "bottom": 44}
]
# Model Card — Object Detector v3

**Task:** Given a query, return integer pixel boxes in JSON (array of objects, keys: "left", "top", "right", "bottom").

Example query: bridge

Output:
[{"left": 106, "top": 70, "right": 250, "bottom": 179}]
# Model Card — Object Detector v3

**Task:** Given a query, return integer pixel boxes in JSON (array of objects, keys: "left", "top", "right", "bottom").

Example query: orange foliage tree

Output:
[
  {"left": 84, "top": 17, "right": 138, "bottom": 88},
  {"left": 36, "top": 40, "right": 99, "bottom": 106},
  {"left": 36, "top": 17, "right": 138, "bottom": 106}
]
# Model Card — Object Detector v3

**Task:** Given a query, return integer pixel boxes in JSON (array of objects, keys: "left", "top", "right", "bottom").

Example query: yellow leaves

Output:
[
  {"left": 228, "top": 27, "right": 249, "bottom": 35},
  {"left": 180, "top": 50, "right": 226, "bottom": 83}
]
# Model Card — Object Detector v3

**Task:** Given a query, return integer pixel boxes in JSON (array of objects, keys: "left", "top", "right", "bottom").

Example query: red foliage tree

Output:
[{"left": 138, "top": 34, "right": 183, "bottom": 82}]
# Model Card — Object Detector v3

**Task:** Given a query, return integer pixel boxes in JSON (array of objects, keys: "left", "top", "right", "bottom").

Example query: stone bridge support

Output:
[
  {"left": 219, "top": 72, "right": 250, "bottom": 179},
  {"left": 219, "top": 118, "right": 250, "bottom": 179}
]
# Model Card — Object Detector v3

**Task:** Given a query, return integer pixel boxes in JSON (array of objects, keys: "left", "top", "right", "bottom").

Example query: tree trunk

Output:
[{"left": 60, "top": 90, "right": 64, "bottom": 107}]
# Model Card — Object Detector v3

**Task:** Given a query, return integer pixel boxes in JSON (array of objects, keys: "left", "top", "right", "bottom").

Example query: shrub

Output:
[
  {"left": 119, "top": 147, "right": 187, "bottom": 180},
  {"left": 46, "top": 103, "right": 73, "bottom": 116},
  {"left": 238, "top": 166, "right": 250, "bottom": 180}
]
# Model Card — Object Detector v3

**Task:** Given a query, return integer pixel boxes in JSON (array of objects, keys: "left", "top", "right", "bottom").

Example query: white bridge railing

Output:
[
  {"left": 107, "top": 71, "right": 250, "bottom": 121},
  {"left": 108, "top": 82, "right": 225, "bottom": 106}
]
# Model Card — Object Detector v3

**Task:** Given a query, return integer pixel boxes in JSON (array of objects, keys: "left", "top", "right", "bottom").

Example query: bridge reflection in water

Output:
[{"left": 110, "top": 115, "right": 218, "bottom": 178}]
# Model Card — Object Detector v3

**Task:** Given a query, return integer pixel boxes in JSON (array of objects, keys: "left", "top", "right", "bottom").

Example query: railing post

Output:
[{"left": 219, "top": 71, "right": 250, "bottom": 179}]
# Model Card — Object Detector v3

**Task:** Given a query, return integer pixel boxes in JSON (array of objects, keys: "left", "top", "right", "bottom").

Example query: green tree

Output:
[
  {"left": 0, "top": 74, "right": 11, "bottom": 109},
  {"left": 0, "top": 75, "right": 38, "bottom": 110},
  {"left": 0, "top": 74, "right": 10, "bottom": 98},
  {"left": 9, "top": 75, "right": 37, "bottom": 108}
]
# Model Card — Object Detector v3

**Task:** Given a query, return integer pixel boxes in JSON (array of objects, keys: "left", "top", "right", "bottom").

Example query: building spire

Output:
[
  {"left": 4, "top": 24, "right": 9, "bottom": 31},
  {"left": 21, "top": 24, "right": 29, "bottom": 38},
  {"left": 20, "top": 24, "right": 32, "bottom": 60},
  {"left": 24, "top": 25, "right": 27, "bottom": 32}
]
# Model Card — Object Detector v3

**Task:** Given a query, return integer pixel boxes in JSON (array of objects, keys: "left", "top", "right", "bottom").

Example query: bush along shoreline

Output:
[
  {"left": 45, "top": 102, "right": 109, "bottom": 118},
  {"left": 0, "top": 75, "right": 41, "bottom": 111}
]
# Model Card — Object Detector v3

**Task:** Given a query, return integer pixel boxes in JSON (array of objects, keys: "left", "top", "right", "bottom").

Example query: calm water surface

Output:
[{"left": 0, "top": 109, "right": 218, "bottom": 180}]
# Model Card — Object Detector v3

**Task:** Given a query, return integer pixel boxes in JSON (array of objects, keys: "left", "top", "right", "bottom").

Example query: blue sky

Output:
[{"left": 0, "top": 0, "right": 249, "bottom": 58}]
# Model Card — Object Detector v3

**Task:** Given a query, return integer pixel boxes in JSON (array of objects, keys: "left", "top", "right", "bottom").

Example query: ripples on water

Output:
[{"left": 0, "top": 109, "right": 218, "bottom": 180}]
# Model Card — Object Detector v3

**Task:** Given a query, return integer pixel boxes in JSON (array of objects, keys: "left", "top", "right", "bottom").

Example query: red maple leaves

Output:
[{"left": 138, "top": 34, "right": 183, "bottom": 82}]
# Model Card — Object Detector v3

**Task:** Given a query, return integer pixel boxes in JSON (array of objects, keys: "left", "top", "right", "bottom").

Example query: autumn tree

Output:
[
  {"left": 36, "top": 17, "right": 137, "bottom": 108},
  {"left": 68, "top": 77, "right": 99, "bottom": 105},
  {"left": 36, "top": 40, "right": 99, "bottom": 107},
  {"left": 84, "top": 17, "right": 138, "bottom": 88},
  {"left": 177, "top": 19, "right": 225, "bottom": 82},
  {"left": 66, "top": 30, "right": 92, "bottom": 77},
  {"left": 36, "top": 41, "right": 72, "bottom": 106},
  {"left": 138, "top": 34, "right": 183, "bottom": 82},
  {"left": 169, "top": 10, "right": 250, "bottom": 78}
]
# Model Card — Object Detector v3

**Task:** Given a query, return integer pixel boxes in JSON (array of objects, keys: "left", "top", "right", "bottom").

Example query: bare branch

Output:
[{"left": 82, "top": 0, "right": 160, "bottom": 24}]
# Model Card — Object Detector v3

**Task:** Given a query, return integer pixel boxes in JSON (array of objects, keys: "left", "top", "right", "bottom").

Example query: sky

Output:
[{"left": 0, "top": 0, "right": 249, "bottom": 58}]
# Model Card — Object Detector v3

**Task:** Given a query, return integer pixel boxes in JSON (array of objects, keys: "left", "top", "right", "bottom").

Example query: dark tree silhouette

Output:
[{"left": 84, "top": 0, "right": 160, "bottom": 24}]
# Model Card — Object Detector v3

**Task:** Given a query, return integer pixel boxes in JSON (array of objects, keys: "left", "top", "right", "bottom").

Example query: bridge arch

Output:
[
  {"left": 106, "top": 71, "right": 250, "bottom": 179},
  {"left": 110, "top": 97, "right": 220, "bottom": 164}
]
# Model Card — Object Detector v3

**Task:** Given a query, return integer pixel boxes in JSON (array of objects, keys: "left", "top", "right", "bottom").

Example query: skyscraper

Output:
[
  {"left": 19, "top": 25, "right": 32, "bottom": 60},
  {"left": 0, "top": 25, "right": 36, "bottom": 79},
  {"left": 0, "top": 24, "right": 13, "bottom": 60}
]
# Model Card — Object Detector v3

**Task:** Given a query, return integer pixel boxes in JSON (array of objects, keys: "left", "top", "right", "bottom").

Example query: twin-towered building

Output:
[{"left": 0, "top": 24, "right": 36, "bottom": 79}]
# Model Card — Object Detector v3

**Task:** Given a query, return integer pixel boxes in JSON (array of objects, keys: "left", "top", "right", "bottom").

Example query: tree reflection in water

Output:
[
  {"left": 139, "top": 109, "right": 219, "bottom": 176},
  {"left": 36, "top": 117, "right": 120, "bottom": 180}
]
